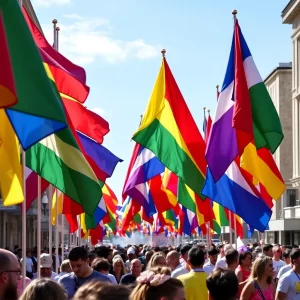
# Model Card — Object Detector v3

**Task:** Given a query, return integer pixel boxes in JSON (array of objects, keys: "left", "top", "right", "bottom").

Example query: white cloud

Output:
[
  {"left": 91, "top": 108, "right": 105, "bottom": 116},
  {"left": 41, "top": 15, "right": 160, "bottom": 65},
  {"left": 33, "top": 0, "right": 70, "bottom": 7}
]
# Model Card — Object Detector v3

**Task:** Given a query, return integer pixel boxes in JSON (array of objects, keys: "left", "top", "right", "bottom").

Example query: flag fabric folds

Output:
[
  {"left": 2, "top": 1, "right": 67, "bottom": 150},
  {"left": 133, "top": 58, "right": 207, "bottom": 196}
]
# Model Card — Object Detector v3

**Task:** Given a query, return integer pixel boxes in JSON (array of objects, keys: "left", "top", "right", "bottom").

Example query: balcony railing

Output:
[{"left": 283, "top": 206, "right": 300, "bottom": 219}]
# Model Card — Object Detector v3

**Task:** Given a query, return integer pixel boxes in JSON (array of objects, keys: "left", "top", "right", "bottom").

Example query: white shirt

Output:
[
  {"left": 215, "top": 257, "right": 227, "bottom": 270},
  {"left": 277, "top": 269, "right": 300, "bottom": 300},
  {"left": 277, "top": 264, "right": 293, "bottom": 280},
  {"left": 273, "top": 259, "right": 286, "bottom": 278},
  {"left": 203, "top": 260, "right": 215, "bottom": 275},
  {"left": 108, "top": 274, "right": 117, "bottom": 284},
  {"left": 171, "top": 265, "right": 189, "bottom": 278},
  {"left": 20, "top": 257, "right": 33, "bottom": 273},
  {"left": 33, "top": 271, "right": 57, "bottom": 280}
]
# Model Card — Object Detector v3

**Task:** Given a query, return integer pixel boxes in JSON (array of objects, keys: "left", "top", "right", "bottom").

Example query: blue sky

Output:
[{"left": 32, "top": 0, "right": 292, "bottom": 200}]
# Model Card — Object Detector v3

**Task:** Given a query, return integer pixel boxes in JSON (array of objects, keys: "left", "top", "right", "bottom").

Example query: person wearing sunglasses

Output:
[{"left": 0, "top": 248, "right": 22, "bottom": 300}]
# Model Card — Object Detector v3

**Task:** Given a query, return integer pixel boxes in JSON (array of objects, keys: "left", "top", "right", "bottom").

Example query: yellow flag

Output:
[
  {"left": 52, "top": 188, "right": 63, "bottom": 225},
  {"left": 0, "top": 110, "right": 23, "bottom": 205}
]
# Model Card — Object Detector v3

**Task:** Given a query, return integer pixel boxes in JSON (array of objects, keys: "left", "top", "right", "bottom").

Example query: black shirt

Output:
[{"left": 119, "top": 273, "right": 136, "bottom": 285}]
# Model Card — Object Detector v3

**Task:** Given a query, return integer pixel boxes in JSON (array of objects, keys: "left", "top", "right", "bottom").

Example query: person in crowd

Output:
[
  {"left": 147, "top": 253, "right": 167, "bottom": 269},
  {"left": 263, "top": 244, "right": 274, "bottom": 258},
  {"left": 276, "top": 249, "right": 292, "bottom": 281},
  {"left": 217, "top": 244, "right": 225, "bottom": 261},
  {"left": 215, "top": 244, "right": 233, "bottom": 269},
  {"left": 144, "top": 250, "right": 154, "bottom": 270},
  {"left": 54, "top": 259, "right": 72, "bottom": 282},
  {"left": 240, "top": 256, "right": 275, "bottom": 300},
  {"left": 130, "top": 266, "right": 185, "bottom": 300},
  {"left": 171, "top": 245, "right": 192, "bottom": 278},
  {"left": 236, "top": 251, "right": 252, "bottom": 283},
  {"left": 206, "top": 268, "right": 239, "bottom": 300},
  {"left": 74, "top": 281, "right": 130, "bottom": 300},
  {"left": 33, "top": 253, "right": 58, "bottom": 280},
  {"left": 178, "top": 247, "right": 208, "bottom": 300},
  {"left": 120, "top": 259, "right": 142, "bottom": 285},
  {"left": 225, "top": 249, "right": 239, "bottom": 272},
  {"left": 92, "top": 258, "right": 117, "bottom": 284},
  {"left": 19, "top": 278, "right": 67, "bottom": 300},
  {"left": 272, "top": 245, "right": 286, "bottom": 279},
  {"left": 112, "top": 256, "right": 126, "bottom": 283},
  {"left": 0, "top": 249, "right": 21, "bottom": 300},
  {"left": 166, "top": 250, "right": 182, "bottom": 276},
  {"left": 20, "top": 249, "right": 34, "bottom": 279},
  {"left": 204, "top": 247, "right": 218, "bottom": 275},
  {"left": 276, "top": 248, "right": 300, "bottom": 300},
  {"left": 17, "top": 275, "right": 31, "bottom": 298},
  {"left": 13, "top": 245, "right": 19, "bottom": 255},
  {"left": 58, "top": 247, "right": 111, "bottom": 299},
  {"left": 87, "top": 253, "right": 97, "bottom": 266}
]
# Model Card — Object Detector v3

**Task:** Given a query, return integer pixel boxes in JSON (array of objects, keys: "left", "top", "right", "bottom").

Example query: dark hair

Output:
[
  {"left": 238, "top": 251, "right": 252, "bottom": 265},
  {"left": 68, "top": 247, "right": 88, "bottom": 262},
  {"left": 206, "top": 268, "right": 238, "bottom": 300},
  {"left": 92, "top": 258, "right": 110, "bottom": 272},
  {"left": 180, "top": 245, "right": 192, "bottom": 256},
  {"left": 188, "top": 247, "right": 205, "bottom": 267},
  {"left": 291, "top": 249, "right": 300, "bottom": 265},
  {"left": 74, "top": 281, "right": 130, "bottom": 300},
  {"left": 283, "top": 249, "right": 292, "bottom": 259},
  {"left": 208, "top": 248, "right": 218, "bottom": 256},
  {"left": 225, "top": 249, "right": 239, "bottom": 266},
  {"left": 263, "top": 244, "right": 273, "bottom": 252},
  {"left": 96, "top": 246, "right": 110, "bottom": 259}
]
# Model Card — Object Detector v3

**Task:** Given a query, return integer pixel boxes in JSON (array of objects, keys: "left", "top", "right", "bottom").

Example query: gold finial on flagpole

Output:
[
  {"left": 207, "top": 109, "right": 210, "bottom": 115},
  {"left": 161, "top": 49, "right": 166, "bottom": 58},
  {"left": 56, "top": 27, "right": 60, "bottom": 32},
  {"left": 139, "top": 114, "right": 143, "bottom": 126},
  {"left": 203, "top": 107, "right": 206, "bottom": 111},
  {"left": 52, "top": 19, "right": 57, "bottom": 25},
  {"left": 232, "top": 10, "right": 237, "bottom": 16},
  {"left": 216, "top": 84, "right": 219, "bottom": 90}
]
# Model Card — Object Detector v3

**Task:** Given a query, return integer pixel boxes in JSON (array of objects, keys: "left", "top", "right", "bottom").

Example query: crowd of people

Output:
[{"left": 0, "top": 240, "right": 300, "bottom": 299}]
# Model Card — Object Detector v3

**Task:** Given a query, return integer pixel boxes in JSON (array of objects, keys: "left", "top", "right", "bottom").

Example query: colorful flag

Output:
[
  {"left": 206, "top": 19, "right": 283, "bottom": 182},
  {"left": 0, "top": 110, "right": 23, "bottom": 206},
  {"left": 133, "top": 57, "right": 207, "bottom": 196},
  {"left": 23, "top": 7, "right": 89, "bottom": 103},
  {"left": 2, "top": 1, "right": 67, "bottom": 150}
]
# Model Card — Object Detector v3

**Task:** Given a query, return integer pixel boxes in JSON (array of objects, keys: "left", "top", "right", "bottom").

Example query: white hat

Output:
[
  {"left": 127, "top": 247, "right": 135, "bottom": 255},
  {"left": 40, "top": 253, "right": 53, "bottom": 268}
]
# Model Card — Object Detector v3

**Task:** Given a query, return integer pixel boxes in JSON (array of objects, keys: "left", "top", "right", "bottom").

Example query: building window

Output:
[{"left": 287, "top": 189, "right": 297, "bottom": 207}]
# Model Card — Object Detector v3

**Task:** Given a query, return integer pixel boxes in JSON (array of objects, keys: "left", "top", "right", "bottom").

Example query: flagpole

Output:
[
  {"left": 49, "top": 185, "right": 53, "bottom": 258},
  {"left": 229, "top": 210, "right": 233, "bottom": 245},
  {"left": 61, "top": 195, "right": 64, "bottom": 259},
  {"left": 21, "top": 150, "right": 26, "bottom": 289},
  {"left": 55, "top": 190, "right": 59, "bottom": 273},
  {"left": 37, "top": 176, "right": 41, "bottom": 278},
  {"left": 216, "top": 85, "right": 219, "bottom": 101},
  {"left": 52, "top": 19, "right": 57, "bottom": 48},
  {"left": 234, "top": 215, "right": 237, "bottom": 249}
]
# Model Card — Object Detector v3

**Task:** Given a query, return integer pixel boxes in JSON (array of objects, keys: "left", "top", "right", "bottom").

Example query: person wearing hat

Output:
[
  {"left": 125, "top": 247, "right": 137, "bottom": 271},
  {"left": 33, "top": 253, "right": 57, "bottom": 280}
]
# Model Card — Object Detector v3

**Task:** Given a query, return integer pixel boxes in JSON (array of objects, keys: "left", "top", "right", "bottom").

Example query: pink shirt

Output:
[
  {"left": 17, "top": 277, "right": 31, "bottom": 297},
  {"left": 249, "top": 284, "right": 273, "bottom": 300}
]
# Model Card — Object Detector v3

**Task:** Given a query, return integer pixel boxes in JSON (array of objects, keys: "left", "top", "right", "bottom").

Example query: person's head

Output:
[
  {"left": 19, "top": 278, "right": 67, "bottom": 300},
  {"left": 218, "top": 244, "right": 224, "bottom": 256},
  {"left": 225, "top": 249, "right": 239, "bottom": 270},
  {"left": 238, "top": 251, "right": 252, "bottom": 268},
  {"left": 263, "top": 244, "right": 273, "bottom": 257},
  {"left": 131, "top": 267, "right": 185, "bottom": 300},
  {"left": 26, "top": 250, "right": 32, "bottom": 258},
  {"left": 290, "top": 249, "right": 300, "bottom": 269},
  {"left": 74, "top": 281, "right": 130, "bottom": 300},
  {"left": 147, "top": 253, "right": 167, "bottom": 269},
  {"left": 68, "top": 247, "right": 90, "bottom": 277},
  {"left": 272, "top": 245, "right": 282, "bottom": 260},
  {"left": 207, "top": 248, "right": 218, "bottom": 266},
  {"left": 187, "top": 247, "right": 205, "bottom": 269},
  {"left": 40, "top": 253, "right": 53, "bottom": 278},
  {"left": 250, "top": 256, "right": 273, "bottom": 284},
  {"left": 130, "top": 259, "right": 142, "bottom": 277},
  {"left": 0, "top": 249, "right": 20, "bottom": 300},
  {"left": 96, "top": 246, "right": 110, "bottom": 259},
  {"left": 206, "top": 268, "right": 238, "bottom": 300},
  {"left": 112, "top": 257, "right": 126, "bottom": 275},
  {"left": 92, "top": 258, "right": 110, "bottom": 275},
  {"left": 16, "top": 249, "right": 22, "bottom": 258},
  {"left": 60, "top": 259, "right": 72, "bottom": 273},
  {"left": 127, "top": 247, "right": 137, "bottom": 261},
  {"left": 166, "top": 251, "right": 180, "bottom": 271},
  {"left": 283, "top": 249, "right": 292, "bottom": 265},
  {"left": 88, "top": 253, "right": 97, "bottom": 266},
  {"left": 180, "top": 245, "right": 192, "bottom": 262},
  {"left": 145, "top": 250, "right": 153, "bottom": 262}
]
